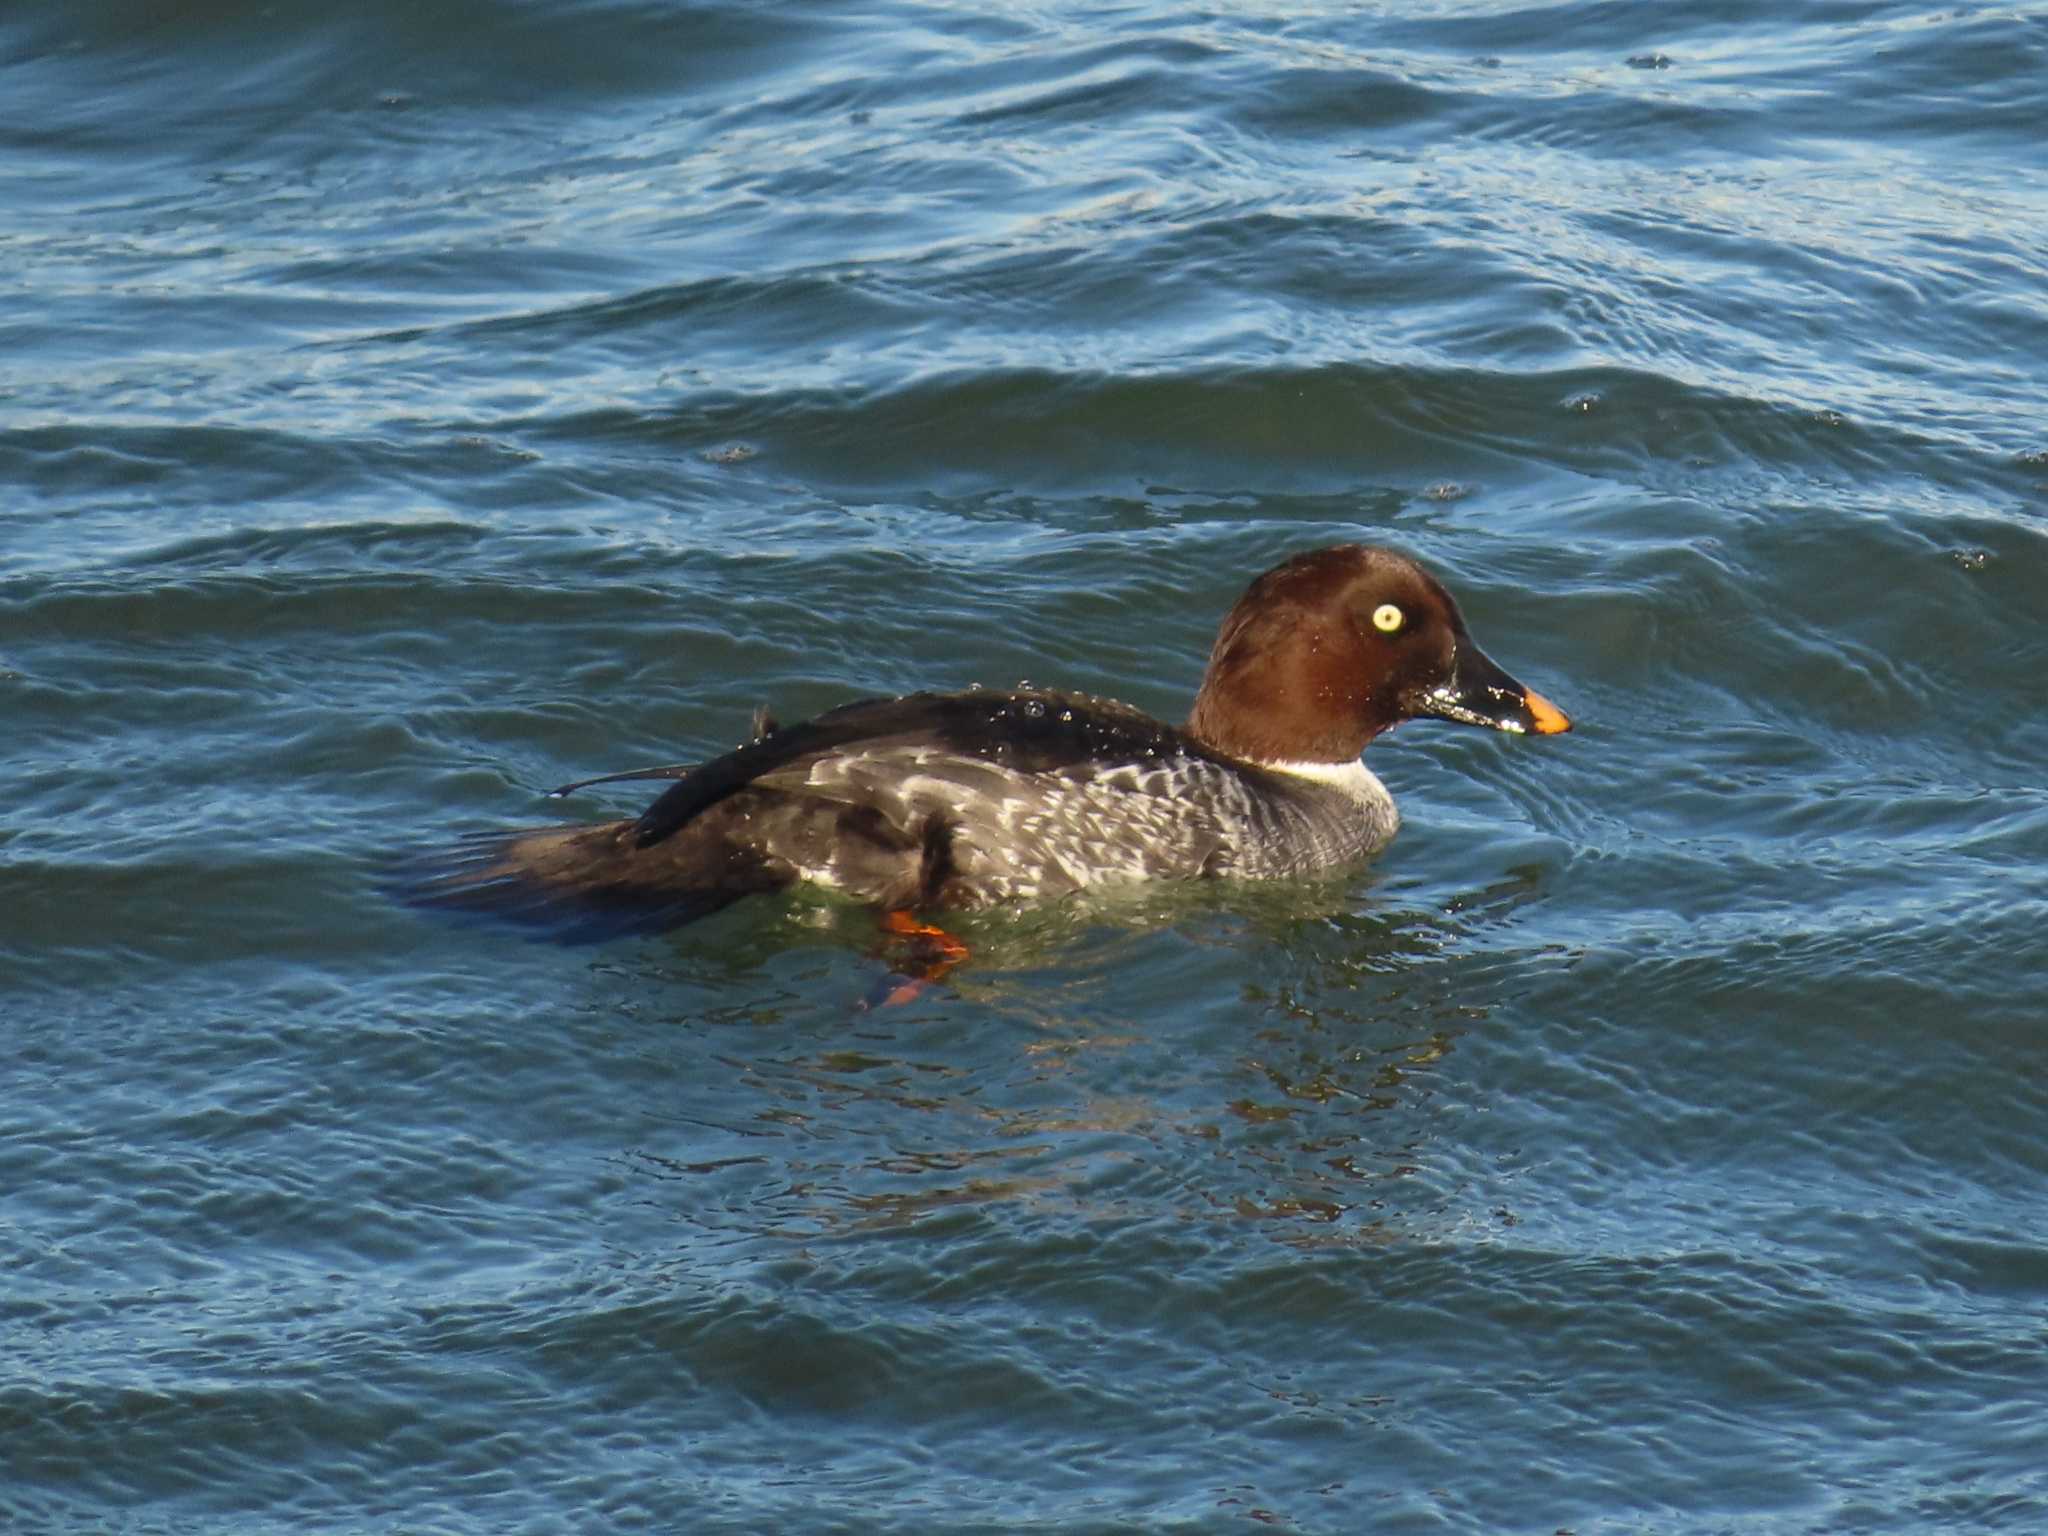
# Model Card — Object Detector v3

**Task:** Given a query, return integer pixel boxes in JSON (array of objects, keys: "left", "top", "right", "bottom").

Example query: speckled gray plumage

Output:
[{"left": 406, "top": 689, "right": 1396, "bottom": 934}]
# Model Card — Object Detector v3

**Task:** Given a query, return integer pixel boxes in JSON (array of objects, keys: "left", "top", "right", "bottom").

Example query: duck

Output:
[{"left": 405, "top": 544, "right": 1570, "bottom": 943}]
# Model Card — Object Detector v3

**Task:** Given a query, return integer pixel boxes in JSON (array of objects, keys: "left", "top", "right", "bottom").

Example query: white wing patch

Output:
[{"left": 753, "top": 742, "right": 1397, "bottom": 905}]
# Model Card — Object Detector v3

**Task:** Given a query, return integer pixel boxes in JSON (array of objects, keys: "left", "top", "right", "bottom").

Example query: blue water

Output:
[{"left": 6, "top": 2, "right": 2048, "bottom": 1531}]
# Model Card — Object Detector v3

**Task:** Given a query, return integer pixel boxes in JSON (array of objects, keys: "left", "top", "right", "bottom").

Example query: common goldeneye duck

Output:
[{"left": 407, "top": 544, "right": 1569, "bottom": 940}]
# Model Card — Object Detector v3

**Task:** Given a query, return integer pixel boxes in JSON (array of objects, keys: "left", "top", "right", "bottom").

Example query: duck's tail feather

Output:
[
  {"left": 389, "top": 819, "right": 790, "bottom": 944},
  {"left": 547, "top": 765, "right": 695, "bottom": 800},
  {"left": 548, "top": 704, "right": 780, "bottom": 801}
]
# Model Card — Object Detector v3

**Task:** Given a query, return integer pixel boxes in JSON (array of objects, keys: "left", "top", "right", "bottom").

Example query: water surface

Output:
[{"left": 5, "top": 2, "right": 2048, "bottom": 1531}]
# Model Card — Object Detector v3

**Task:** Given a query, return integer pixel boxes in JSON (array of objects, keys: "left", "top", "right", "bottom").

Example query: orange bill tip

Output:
[{"left": 1525, "top": 689, "right": 1573, "bottom": 735}]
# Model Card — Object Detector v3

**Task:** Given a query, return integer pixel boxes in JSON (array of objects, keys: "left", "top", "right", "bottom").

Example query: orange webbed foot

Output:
[{"left": 861, "top": 909, "right": 971, "bottom": 1009}]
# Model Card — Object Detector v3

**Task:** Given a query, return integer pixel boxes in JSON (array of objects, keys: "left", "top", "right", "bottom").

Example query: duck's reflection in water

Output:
[{"left": 613, "top": 864, "right": 1559, "bottom": 1248}]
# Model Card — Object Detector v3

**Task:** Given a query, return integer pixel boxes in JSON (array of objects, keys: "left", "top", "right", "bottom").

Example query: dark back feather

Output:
[{"left": 629, "top": 689, "right": 1228, "bottom": 849}]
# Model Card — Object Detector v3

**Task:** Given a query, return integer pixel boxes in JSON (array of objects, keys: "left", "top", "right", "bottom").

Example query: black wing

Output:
[
  {"left": 628, "top": 688, "right": 1205, "bottom": 850},
  {"left": 547, "top": 701, "right": 783, "bottom": 800}
]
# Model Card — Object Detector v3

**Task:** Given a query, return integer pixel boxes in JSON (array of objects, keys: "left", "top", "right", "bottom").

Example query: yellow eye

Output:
[{"left": 1371, "top": 603, "right": 1404, "bottom": 634}]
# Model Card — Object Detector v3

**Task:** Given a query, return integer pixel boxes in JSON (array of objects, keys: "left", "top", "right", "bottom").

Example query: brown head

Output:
[{"left": 1186, "top": 544, "right": 1571, "bottom": 764}]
